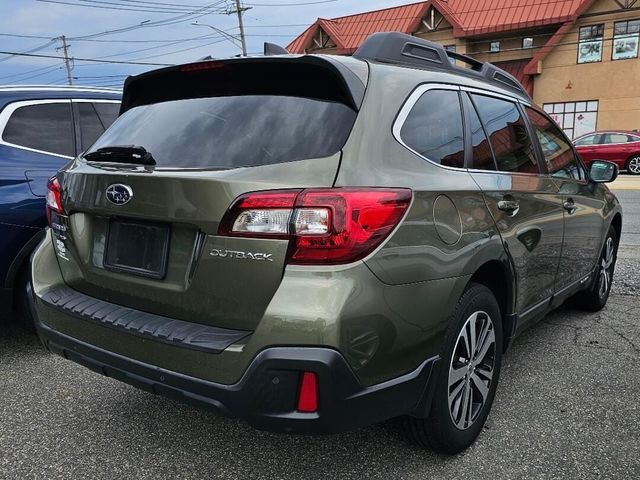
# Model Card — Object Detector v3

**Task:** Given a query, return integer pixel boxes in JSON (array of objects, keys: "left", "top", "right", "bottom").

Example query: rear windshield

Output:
[{"left": 85, "top": 95, "right": 357, "bottom": 169}]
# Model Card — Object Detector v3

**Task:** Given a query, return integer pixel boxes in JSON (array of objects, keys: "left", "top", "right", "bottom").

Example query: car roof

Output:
[
  {"left": 575, "top": 130, "right": 640, "bottom": 139},
  {"left": 0, "top": 85, "right": 121, "bottom": 100}
]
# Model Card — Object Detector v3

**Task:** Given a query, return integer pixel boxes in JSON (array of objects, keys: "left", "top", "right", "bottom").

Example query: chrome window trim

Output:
[
  {"left": 392, "top": 83, "right": 464, "bottom": 173},
  {"left": 0, "top": 86, "right": 120, "bottom": 94},
  {"left": 71, "top": 99, "right": 121, "bottom": 104},
  {"left": 0, "top": 99, "right": 74, "bottom": 159}
]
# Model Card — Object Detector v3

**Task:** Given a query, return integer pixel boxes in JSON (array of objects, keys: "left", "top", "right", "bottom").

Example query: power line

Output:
[
  {"left": 0, "top": 49, "right": 173, "bottom": 66},
  {"left": 6, "top": 66, "right": 62, "bottom": 84},
  {"left": 245, "top": 0, "right": 338, "bottom": 5},
  {"left": 0, "top": 63, "right": 60, "bottom": 81},
  {"left": 0, "top": 40, "right": 56, "bottom": 64},
  {"left": 36, "top": 0, "right": 228, "bottom": 14},
  {"left": 94, "top": 32, "right": 228, "bottom": 59}
]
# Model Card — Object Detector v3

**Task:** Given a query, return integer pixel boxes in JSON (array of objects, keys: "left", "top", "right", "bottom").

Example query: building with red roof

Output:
[{"left": 288, "top": 0, "right": 640, "bottom": 137}]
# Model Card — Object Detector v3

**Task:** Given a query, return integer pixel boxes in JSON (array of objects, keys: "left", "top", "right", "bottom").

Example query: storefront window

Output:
[
  {"left": 578, "top": 24, "right": 604, "bottom": 63},
  {"left": 542, "top": 100, "right": 599, "bottom": 140},
  {"left": 612, "top": 19, "right": 640, "bottom": 60}
]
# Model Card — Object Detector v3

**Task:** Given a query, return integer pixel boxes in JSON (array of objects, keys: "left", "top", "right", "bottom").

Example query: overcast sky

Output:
[{"left": 0, "top": 0, "right": 410, "bottom": 87}]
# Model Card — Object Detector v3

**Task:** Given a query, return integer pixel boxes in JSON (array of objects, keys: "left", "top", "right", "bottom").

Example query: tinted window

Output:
[
  {"left": 94, "top": 103, "right": 119, "bottom": 127},
  {"left": 574, "top": 134, "right": 598, "bottom": 146},
  {"left": 526, "top": 108, "right": 585, "bottom": 181},
  {"left": 400, "top": 90, "right": 465, "bottom": 168},
  {"left": 604, "top": 133, "right": 631, "bottom": 144},
  {"left": 87, "top": 95, "right": 356, "bottom": 168},
  {"left": 2, "top": 102, "right": 74, "bottom": 157},
  {"left": 471, "top": 94, "right": 538, "bottom": 174},
  {"left": 462, "top": 93, "right": 495, "bottom": 171},
  {"left": 77, "top": 103, "right": 104, "bottom": 152}
]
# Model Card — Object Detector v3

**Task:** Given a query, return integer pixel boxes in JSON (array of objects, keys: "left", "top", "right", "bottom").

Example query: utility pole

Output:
[
  {"left": 55, "top": 35, "right": 73, "bottom": 85},
  {"left": 228, "top": 0, "right": 252, "bottom": 56}
]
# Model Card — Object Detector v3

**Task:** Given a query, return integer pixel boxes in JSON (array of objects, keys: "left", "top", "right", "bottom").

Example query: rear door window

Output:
[
  {"left": 75, "top": 102, "right": 120, "bottom": 152},
  {"left": 462, "top": 93, "right": 496, "bottom": 171},
  {"left": 87, "top": 95, "right": 356, "bottom": 168},
  {"left": 604, "top": 133, "right": 634, "bottom": 144},
  {"left": 526, "top": 107, "right": 586, "bottom": 181},
  {"left": 2, "top": 101, "right": 74, "bottom": 157},
  {"left": 471, "top": 94, "right": 539, "bottom": 174},
  {"left": 574, "top": 134, "right": 599, "bottom": 146},
  {"left": 399, "top": 89, "right": 465, "bottom": 168}
]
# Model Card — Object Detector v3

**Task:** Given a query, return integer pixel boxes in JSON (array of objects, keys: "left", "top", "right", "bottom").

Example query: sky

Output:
[{"left": 0, "top": 0, "right": 411, "bottom": 88}]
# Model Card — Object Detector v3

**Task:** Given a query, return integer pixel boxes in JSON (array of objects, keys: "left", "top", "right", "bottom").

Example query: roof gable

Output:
[{"left": 287, "top": 0, "right": 593, "bottom": 53}]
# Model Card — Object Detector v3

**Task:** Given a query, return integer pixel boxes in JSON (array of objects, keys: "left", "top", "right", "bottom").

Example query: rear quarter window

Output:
[
  {"left": 398, "top": 89, "right": 465, "bottom": 168},
  {"left": 87, "top": 95, "right": 356, "bottom": 168},
  {"left": 2, "top": 101, "right": 74, "bottom": 157}
]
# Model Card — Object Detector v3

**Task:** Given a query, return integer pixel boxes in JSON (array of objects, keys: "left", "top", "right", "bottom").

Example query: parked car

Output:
[
  {"left": 29, "top": 33, "right": 621, "bottom": 454},
  {"left": 574, "top": 130, "right": 640, "bottom": 174},
  {"left": 0, "top": 85, "right": 120, "bottom": 327}
]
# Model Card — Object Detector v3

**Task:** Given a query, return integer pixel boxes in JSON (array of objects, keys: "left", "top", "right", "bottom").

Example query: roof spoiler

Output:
[
  {"left": 263, "top": 42, "right": 289, "bottom": 56},
  {"left": 120, "top": 56, "right": 366, "bottom": 114},
  {"left": 353, "top": 32, "right": 530, "bottom": 99}
]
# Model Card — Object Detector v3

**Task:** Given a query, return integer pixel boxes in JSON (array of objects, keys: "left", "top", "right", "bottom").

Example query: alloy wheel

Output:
[
  {"left": 598, "top": 236, "right": 615, "bottom": 299},
  {"left": 628, "top": 157, "right": 640, "bottom": 174},
  {"left": 448, "top": 311, "right": 496, "bottom": 430}
]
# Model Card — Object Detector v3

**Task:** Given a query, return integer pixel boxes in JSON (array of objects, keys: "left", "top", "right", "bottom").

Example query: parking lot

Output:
[{"left": 1, "top": 186, "right": 639, "bottom": 480}]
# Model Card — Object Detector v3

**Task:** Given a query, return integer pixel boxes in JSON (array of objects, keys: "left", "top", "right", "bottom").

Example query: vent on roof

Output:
[{"left": 353, "top": 32, "right": 531, "bottom": 99}]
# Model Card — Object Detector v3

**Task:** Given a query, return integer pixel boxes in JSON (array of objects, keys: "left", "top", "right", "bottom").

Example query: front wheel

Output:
[
  {"left": 571, "top": 226, "right": 618, "bottom": 311},
  {"left": 626, "top": 156, "right": 640, "bottom": 175},
  {"left": 403, "top": 283, "right": 503, "bottom": 454}
]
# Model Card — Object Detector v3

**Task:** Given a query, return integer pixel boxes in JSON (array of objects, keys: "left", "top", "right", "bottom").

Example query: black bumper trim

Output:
[
  {"left": 40, "top": 285, "right": 250, "bottom": 353},
  {"left": 36, "top": 319, "right": 438, "bottom": 434}
]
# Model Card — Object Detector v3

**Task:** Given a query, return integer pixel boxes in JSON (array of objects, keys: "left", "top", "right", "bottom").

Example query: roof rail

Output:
[{"left": 353, "top": 32, "right": 530, "bottom": 99}]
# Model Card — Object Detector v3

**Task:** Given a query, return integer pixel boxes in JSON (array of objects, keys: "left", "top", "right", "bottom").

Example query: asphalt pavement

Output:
[{"left": 1, "top": 183, "right": 639, "bottom": 479}]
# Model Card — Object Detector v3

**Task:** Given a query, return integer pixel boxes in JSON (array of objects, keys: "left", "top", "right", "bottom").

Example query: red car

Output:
[{"left": 574, "top": 130, "right": 640, "bottom": 174}]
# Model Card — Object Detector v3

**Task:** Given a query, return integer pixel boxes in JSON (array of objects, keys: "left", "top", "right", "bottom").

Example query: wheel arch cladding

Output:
[
  {"left": 611, "top": 213, "right": 622, "bottom": 243},
  {"left": 468, "top": 260, "right": 514, "bottom": 346}
]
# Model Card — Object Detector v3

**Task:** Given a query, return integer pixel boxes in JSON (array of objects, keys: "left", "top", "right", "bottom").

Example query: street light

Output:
[{"left": 192, "top": 22, "right": 244, "bottom": 55}]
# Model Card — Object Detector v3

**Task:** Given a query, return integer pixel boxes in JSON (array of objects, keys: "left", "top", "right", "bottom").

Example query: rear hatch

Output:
[{"left": 51, "top": 56, "right": 366, "bottom": 331}]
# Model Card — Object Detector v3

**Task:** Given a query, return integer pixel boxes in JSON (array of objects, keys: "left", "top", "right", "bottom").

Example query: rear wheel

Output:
[
  {"left": 403, "top": 283, "right": 503, "bottom": 454},
  {"left": 571, "top": 226, "right": 618, "bottom": 312},
  {"left": 626, "top": 156, "right": 640, "bottom": 175},
  {"left": 14, "top": 266, "right": 36, "bottom": 332}
]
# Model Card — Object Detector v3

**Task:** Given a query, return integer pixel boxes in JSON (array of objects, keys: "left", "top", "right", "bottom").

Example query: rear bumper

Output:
[{"left": 35, "top": 310, "right": 438, "bottom": 434}]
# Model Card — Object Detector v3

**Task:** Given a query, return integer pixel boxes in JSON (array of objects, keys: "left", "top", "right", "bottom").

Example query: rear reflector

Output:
[
  {"left": 296, "top": 371, "right": 318, "bottom": 413},
  {"left": 218, "top": 188, "right": 412, "bottom": 265}
]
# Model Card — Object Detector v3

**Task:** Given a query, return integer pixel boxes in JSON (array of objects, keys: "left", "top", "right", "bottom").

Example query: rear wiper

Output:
[{"left": 84, "top": 145, "right": 156, "bottom": 166}]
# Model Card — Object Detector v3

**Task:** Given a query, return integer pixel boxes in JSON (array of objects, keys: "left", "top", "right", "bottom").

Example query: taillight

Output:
[
  {"left": 218, "top": 188, "right": 412, "bottom": 265},
  {"left": 46, "top": 177, "right": 64, "bottom": 226}
]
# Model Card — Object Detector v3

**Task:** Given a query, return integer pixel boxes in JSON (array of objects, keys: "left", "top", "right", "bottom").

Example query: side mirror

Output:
[{"left": 589, "top": 160, "right": 619, "bottom": 183}]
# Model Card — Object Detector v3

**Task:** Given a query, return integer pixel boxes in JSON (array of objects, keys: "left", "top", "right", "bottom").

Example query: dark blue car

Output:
[{"left": 0, "top": 86, "right": 121, "bottom": 326}]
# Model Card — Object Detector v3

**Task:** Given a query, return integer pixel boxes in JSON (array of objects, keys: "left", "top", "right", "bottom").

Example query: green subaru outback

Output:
[{"left": 30, "top": 33, "right": 622, "bottom": 454}]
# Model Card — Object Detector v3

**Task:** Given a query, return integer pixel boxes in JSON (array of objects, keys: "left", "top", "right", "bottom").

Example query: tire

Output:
[
  {"left": 571, "top": 226, "right": 618, "bottom": 312},
  {"left": 403, "top": 283, "right": 503, "bottom": 454},
  {"left": 626, "top": 155, "right": 640, "bottom": 175},
  {"left": 14, "top": 265, "right": 36, "bottom": 332}
]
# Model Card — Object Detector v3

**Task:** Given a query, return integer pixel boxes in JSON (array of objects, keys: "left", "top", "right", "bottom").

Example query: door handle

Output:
[
  {"left": 498, "top": 199, "right": 520, "bottom": 215},
  {"left": 563, "top": 199, "right": 577, "bottom": 214}
]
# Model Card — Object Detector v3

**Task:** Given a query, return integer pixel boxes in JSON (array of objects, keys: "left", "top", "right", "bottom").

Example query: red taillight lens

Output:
[
  {"left": 291, "top": 189, "right": 412, "bottom": 265},
  {"left": 46, "top": 177, "right": 64, "bottom": 226},
  {"left": 218, "top": 188, "right": 412, "bottom": 265},
  {"left": 296, "top": 371, "right": 318, "bottom": 413}
]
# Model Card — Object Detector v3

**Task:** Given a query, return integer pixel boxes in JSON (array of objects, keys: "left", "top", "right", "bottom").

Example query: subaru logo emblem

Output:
[{"left": 106, "top": 184, "right": 133, "bottom": 205}]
